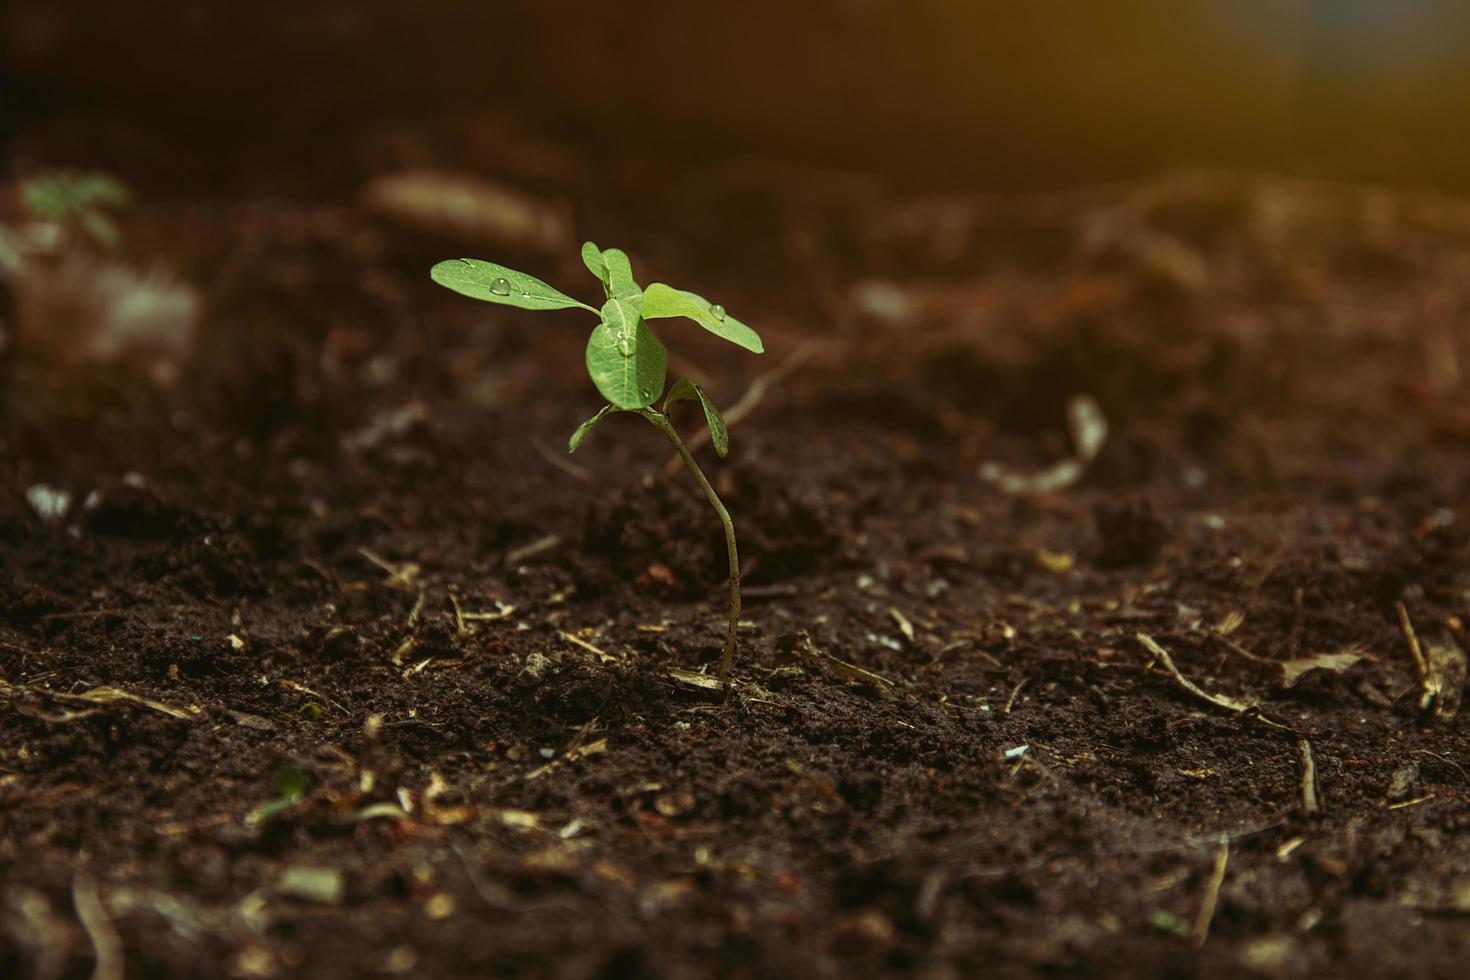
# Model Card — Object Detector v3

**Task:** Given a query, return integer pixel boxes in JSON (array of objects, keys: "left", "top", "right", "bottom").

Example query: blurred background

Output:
[
  {"left": 6, "top": 0, "right": 1470, "bottom": 190},
  {"left": 5, "top": 0, "right": 1470, "bottom": 485}
]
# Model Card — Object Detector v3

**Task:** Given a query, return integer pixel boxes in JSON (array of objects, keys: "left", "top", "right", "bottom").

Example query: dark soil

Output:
[{"left": 5, "top": 143, "right": 1470, "bottom": 979}]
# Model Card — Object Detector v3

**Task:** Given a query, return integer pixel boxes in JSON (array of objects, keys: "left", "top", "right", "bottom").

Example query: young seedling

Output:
[{"left": 431, "top": 243, "right": 764, "bottom": 689}]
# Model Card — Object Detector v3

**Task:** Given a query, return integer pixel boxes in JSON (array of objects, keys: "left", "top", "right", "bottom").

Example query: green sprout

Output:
[
  {"left": 431, "top": 243, "right": 764, "bottom": 689},
  {"left": 245, "top": 762, "right": 309, "bottom": 827},
  {"left": 19, "top": 170, "right": 132, "bottom": 250}
]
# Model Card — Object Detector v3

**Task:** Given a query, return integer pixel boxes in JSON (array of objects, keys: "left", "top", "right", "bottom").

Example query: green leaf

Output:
[
  {"left": 641, "top": 284, "right": 764, "bottom": 353},
  {"left": 244, "top": 762, "right": 309, "bottom": 828},
  {"left": 601, "top": 292, "right": 644, "bottom": 352},
  {"left": 275, "top": 763, "right": 308, "bottom": 802},
  {"left": 664, "top": 378, "right": 730, "bottom": 458},
  {"left": 568, "top": 405, "right": 613, "bottom": 453},
  {"left": 430, "top": 258, "right": 597, "bottom": 312},
  {"left": 581, "top": 241, "right": 610, "bottom": 294},
  {"left": 601, "top": 248, "right": 640, "bottom": 300},
  {"left": 585, "top": 298, "right": 666, "bottom": 410}
]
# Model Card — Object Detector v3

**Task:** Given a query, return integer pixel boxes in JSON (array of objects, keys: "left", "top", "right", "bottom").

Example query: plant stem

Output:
[{"left": 641, "top": 408, "right": 741, "bottom": 693}]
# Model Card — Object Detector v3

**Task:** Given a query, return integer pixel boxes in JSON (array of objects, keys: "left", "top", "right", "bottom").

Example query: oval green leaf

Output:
[
  {"left": 581, "top": 242, "right": 610, "bottom": 294},
  {"left": 641, "top": 283, "right": 764, "bottom": 353},
  {"left": 664, "top": 378, "right": 730, "bottom": 458},
  {"left": 585, "top": 299, "right": 666, "bottom": 410},
  {"left": 431, "top": 258, "right": 597, "bottom": 312},
  {"left": 601, "top": 248, "right": 640, "bottom": 300}
]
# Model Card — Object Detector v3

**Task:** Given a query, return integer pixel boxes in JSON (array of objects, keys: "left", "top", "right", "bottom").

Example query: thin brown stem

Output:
[{"left": 642, "top": 409, "right": 740, "bottom": 694}]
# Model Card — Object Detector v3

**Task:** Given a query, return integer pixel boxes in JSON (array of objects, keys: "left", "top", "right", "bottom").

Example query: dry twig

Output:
[
  {"left": 1137, "top": 634, "right": 1254, "bottom": 714},
  {"left": 1004, "top": 677, "right": 1029, "bottom": 715},
  {"left": 1297, "top": 738, "right": 1321, "bottom": 818},
  {"left": 558, "top": 630, "right": 617, "bottom": 662},
  {"left": 73, "top": 872, "right": 124, "bottom": 980},
  {"left": 1397, "top": 600, "right": 1429, "bottom": 678},
  {"left": 358, "top": 547, "right": 421, "bottom": 589},
  {"left": 1137, "top": 633, "right": 1292, "bottom": 732},
  {"left": 783, "top": 630, "right": 894, "bottom": 694},
  {"left": 2, "top": 681, "right": 198, "bottom": 722},
  {"left": 506, "top": 534, "right": 561, "bottom": 566}
]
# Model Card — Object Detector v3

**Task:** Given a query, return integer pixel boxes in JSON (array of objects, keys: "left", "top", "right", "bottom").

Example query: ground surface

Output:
[{"left": 4, "top": 136, "right": 1470, "bottom": 979}]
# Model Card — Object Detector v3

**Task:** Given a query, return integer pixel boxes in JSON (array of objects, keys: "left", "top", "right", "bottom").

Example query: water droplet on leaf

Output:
[
  {"left": 490, "top": 277, "right": 511, "bottom": 296},
  {"left": 710, "top": 304, "right": 726, "bottom": 321},
  {"left": 618, "top": 337, "right": 633, "bottom": 357}
]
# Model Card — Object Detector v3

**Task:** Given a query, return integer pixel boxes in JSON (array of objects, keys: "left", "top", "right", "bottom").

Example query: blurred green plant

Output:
[
  {"left": 431, "top": 243, "right": 764, "bottom": 690},
  {"left": 19, "top": 170, "right": 132, "bottom": 250},
  {"left": 245, "top": 762, "right": 309, "bottom": 827}
]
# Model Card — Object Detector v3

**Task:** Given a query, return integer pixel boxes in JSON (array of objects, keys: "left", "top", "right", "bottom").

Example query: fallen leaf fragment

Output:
[
  {"left": 361, "top": 169, "right": 572, "bottom": 252},
  {"left": 668, "top": 669, "right": 723, "bottom": 691},
  {"left": 1277, "top": 649, "right": 1369, "bottom": 689},
  {"left": 74, "top": 686, "right": 199, "bottom": 720}
]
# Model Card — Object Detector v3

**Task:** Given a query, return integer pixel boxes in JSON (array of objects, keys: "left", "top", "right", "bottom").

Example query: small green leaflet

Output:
[
  {"left": 430, "top": 258, "right": 597, "bottom": 312},
  {"left": 641, "top": 284, "right": 764, "bottom": 353},
  {"left": 586, "top": 314, "right": 667, "bottom": 410},
  {"left": 275, "top": 762, "right": 309, "bottom": 800},
  {"left": 568, "top": 405, "right": 613, "bottom": 453},
  {"left": 664, "top": 378, "right": 730, "bottom": 458},
  {"left": 601, "top": 248, "right": 640, "bottom": 300},
  {"left": 581, "top": 241, "right": 610, "bottom": 294},
  {"left": 245, "top": 762, "right": 308, "bottom": 827}
]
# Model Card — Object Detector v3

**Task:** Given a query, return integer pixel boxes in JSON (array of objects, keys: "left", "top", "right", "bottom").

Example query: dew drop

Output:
[
  {"left": 490, "top": 277, "right": 511, "bottom": 296},
  {"left": 618, "top": 337, "right": 633, "bottom": 357},
  {"left": 710, "top": 304, "right": 726, "bottom": 321}
]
